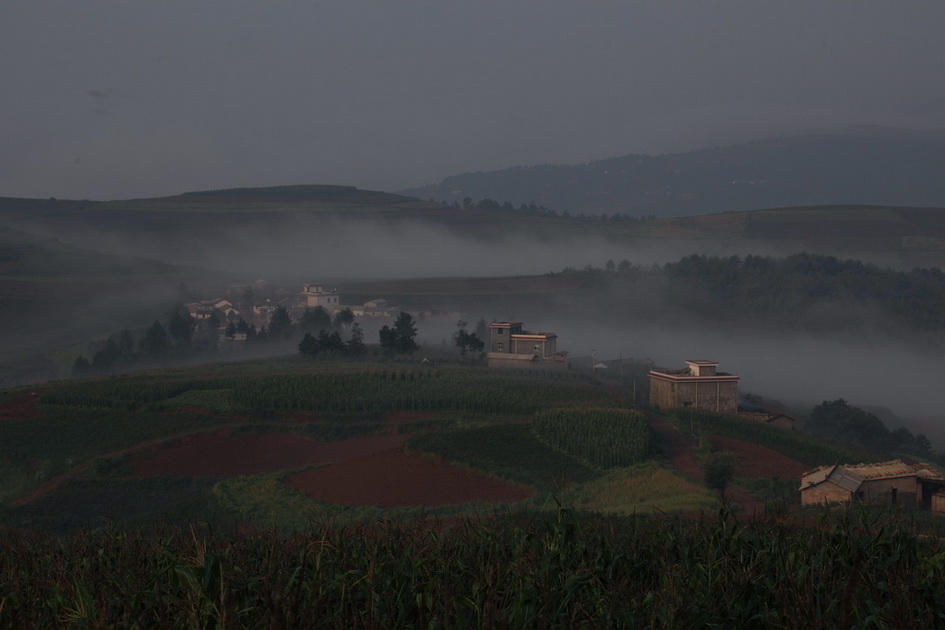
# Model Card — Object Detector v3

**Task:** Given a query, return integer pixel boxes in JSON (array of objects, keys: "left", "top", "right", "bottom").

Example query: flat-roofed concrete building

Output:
[
  {"left": 300, "top": 284, "right": 340, "bottom": 310},
  {"left": 648, "top": 360, "right": 739, "bottom": 414},
  {"left": 486, "top": 321, "right": 568, "bottom": 370}
]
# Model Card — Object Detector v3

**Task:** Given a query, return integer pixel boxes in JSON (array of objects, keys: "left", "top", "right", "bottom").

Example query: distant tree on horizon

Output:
[{"left": 379, "top": 311, "right": 419, "bottom": 357}]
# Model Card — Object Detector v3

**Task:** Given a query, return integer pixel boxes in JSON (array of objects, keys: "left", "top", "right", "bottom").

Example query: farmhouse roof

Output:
[{"left": 800, "top": 459, "right": 945, "bottom": 491}]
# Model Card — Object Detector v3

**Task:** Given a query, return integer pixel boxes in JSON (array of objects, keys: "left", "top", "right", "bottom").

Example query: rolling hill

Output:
[{"left": 401, "top": 126, "right": 945, "bottom": 218}]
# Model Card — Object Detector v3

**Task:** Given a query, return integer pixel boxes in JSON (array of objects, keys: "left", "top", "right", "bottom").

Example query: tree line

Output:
[
  {"left": 442, "top": 196, "right": 654, "bottom": 222},
  {"left": 556, "top": 253, "right": 945, "bottom": 341}
]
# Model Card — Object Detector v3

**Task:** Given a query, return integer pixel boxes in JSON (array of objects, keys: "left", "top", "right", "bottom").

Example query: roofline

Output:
[{"left": 648, "top": 370, "right": 740, "bottom": 382}]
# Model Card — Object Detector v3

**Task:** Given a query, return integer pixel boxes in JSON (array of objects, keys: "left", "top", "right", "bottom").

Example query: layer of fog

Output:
[
  {"left": 15, "top": 213, "right": 908, "bottom": 284},
  {"left": 508, "top": 315, "right": 945, "bottom": 449},
  {"left": 9, "top": 213, "right": 945, "bottom": 449}
]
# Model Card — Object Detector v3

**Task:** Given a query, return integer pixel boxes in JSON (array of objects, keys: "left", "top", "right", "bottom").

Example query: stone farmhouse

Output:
[
  {"left": 486, "top": 321, "right": 568, "bottom": 370},
  {"left": 800, "top": 459, "right": 945, "bottom": 512},
  {"left": 648, "top": 360, "right": 740, "bottom": 414}
]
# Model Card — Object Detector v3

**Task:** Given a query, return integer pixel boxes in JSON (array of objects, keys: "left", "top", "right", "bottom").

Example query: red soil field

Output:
[
  {"left": 711, "top": 435, "right": 809, "bottom": 479},
  {"left": 0, "top": 391, "right": 41, "bottom": 421},
  {"left": 286, "top": 448, "right": 534, "bottom": 508},
  {"left": 130, "top": 429, "right": 408, "bottom": 478}
]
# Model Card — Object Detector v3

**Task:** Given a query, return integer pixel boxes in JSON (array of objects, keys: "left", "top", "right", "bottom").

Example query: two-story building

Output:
[
  {"left": 648, "top": 360, "right": 740, "bottom": 414},
  {"left": 486, "top": 321, "right": 568, "bottom": 370},
  {"left": 300, "top": 284, "right": 340, "bottom": 310}
]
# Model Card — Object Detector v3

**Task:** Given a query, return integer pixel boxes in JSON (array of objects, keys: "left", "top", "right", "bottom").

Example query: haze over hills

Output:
[{"left": 401, "top": 127, "right": 945, "bottom": 218}]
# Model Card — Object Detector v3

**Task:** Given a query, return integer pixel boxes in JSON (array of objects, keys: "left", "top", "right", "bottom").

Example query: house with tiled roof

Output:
[{"left": 799, "top": 459, "right": 945, "bottom": 511}]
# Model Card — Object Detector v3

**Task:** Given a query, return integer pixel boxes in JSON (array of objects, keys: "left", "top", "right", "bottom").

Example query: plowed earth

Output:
[
  {"left": 710, "top": 435, "right": 809, "bottom": 479},
  {"left": 130, "top": 429, "right": 409, "bottom": 478},
  {"left": 286, "top": 448, "right": 534, "bottom": 507},
  {"left": 0, "top": 392, "right": 41, "bottom": 420}
]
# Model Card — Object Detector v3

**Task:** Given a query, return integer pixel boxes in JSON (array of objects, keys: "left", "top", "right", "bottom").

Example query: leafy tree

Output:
[
  {"left": 704, "top": 450, "right": 736, "bottom": 498},
  {"left": 139, "top": 321, "right": 168, "bottom": 356},
  {"left": 91, "top": 340, "right": 121, "bottom": 372},
  {"left": 347, "top": 323, "right": 366, "bottom": 359},
  {"left": 808, "top": 399, "right": 892, "bottom": 453},
  {"left": 299, "top": 332, "right": 319, "bottom": 356},
  {"left": 317, "top": 330, "right": 345, "bottom": 357},
  {"left": 453, "top": 320, "right": 485, "bottom": 358},
  {"left": 333, "top": 307, "right": 355, "bottom": 332},
  {"left": 236, "top": 318, "right": 250, "bottom": 334},
  {"left": 379, "top": 311, "right": 420, "bottom": 357},
  {"left": 71, "top": 355, "right": 90, "bottom": 376},
  {"left": 168, "top": 310, "right": 194, "bottom": 346},
  {"left": 300, "top": 307, "right": 331, "bottom": 335},
  {"left": 379, "top": 324, "right": 397, "bottom": 358},
  {"left": 268, "top": 306, "right": 293, "bottom": 339},
  {"left": 392, "top": 311, "right": 419, "bottom": 354},
  {"left": 207, "top": 309, "right": 223, "bottom": 330},
  {"left": 117, "top": 329, "right": 135, "bottom": 357},
  {"left": 225, "top": 322, "right": 237, "bottom": 339}
]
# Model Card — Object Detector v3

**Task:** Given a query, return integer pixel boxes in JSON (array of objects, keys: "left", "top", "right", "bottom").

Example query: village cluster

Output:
[{"left": 184, "top": 283, "right": 403, "bottom": 341}]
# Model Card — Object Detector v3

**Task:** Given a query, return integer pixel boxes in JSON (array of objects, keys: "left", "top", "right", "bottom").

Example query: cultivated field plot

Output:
[
  {"left": 0, "top": 361, "right": 870, "bottom": 532},
  {"left": 286, "top": 448, "right": 534, "bottom": 507}
]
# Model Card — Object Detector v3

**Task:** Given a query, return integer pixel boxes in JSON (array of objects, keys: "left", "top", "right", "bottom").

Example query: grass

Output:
[{"left": 558, "top": 462, "right": 716, "bottom": 515}]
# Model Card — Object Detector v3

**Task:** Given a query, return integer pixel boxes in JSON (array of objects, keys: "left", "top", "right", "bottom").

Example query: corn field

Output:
[
  {"left": 230, "top": 369, "right": 621, "bottom": 415},
  {"left": 534, "top": 407, "right": 652, "bottom": 469},
  {"left": 0, "top": 506, "right": 942, "bottom": 627}
]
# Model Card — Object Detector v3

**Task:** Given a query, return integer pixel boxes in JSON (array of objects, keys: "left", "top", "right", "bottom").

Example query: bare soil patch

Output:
[
  {"left": 286, "top": 448, "right": 534, "bottom": 507},
  {"left": 0, "top": 391, "right": 41, "bottom": 421},
  {"left": 130, "top": 429, "right": 408, "bottom": 478},
  {"left": 710, "top": 435, "right": 808, "bottom": 480}
]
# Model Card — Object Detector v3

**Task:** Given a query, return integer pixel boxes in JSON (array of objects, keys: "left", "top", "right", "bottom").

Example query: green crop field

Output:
[
  {"left": 1, "top": 505, "right": 943, "bottom": 627},
  {"left": 2, "top": 354, "right": 945, "bottom": 625}
]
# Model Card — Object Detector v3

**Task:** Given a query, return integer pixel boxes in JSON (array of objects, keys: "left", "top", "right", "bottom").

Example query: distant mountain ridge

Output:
[{"left": 400, "top": 126, "right": 945, "bottom": 217}]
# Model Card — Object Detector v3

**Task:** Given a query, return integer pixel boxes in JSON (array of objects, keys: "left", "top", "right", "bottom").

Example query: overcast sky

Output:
[{"left": 2, "top": 1, "right": 944, "bottom": 200}]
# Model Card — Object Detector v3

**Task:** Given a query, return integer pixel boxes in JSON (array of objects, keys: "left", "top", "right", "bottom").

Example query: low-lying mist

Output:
[
  {"left": 9, "top": 213, "right": 945, "bottom": 447},
  {"left": 508, "top": 314, "right": 945, "bottom": 449},
  {"left": 21, "top": 214, "right": 801, "bottom": 281}
]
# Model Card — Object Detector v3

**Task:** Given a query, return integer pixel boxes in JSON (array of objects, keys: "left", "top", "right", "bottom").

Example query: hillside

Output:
[
  {"left": 0, "top": 227, "right": 210, "bottom": 387},
  {"left": 0, "top": 358, "right": 878, "bottom": 533},
  {"left": 401, "top": 127, "right": 945, "bottom": 218},
  {"left": 4, "top": 184, "right": 945, "bottom": 272}
]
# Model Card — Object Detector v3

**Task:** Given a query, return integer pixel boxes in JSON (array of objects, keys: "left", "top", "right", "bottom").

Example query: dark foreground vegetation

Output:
[{"left": 1, "top": 506, "right": 943, "bottom": 627}]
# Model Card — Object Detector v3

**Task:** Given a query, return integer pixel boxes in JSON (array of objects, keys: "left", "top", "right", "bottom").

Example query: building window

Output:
[
  {"left": 533, "top": 343, "right": 540, "bottom": 351},
  {"left": 497, "top": 329, "right": 504, "bottom": 335},
  {"left": 497, "top": 342, "right": 503, "bottom": 350}
]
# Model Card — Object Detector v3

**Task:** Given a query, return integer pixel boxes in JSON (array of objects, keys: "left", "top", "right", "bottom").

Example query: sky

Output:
[{"left": 2, "top": 1, "right": 945, "bottom": 201}]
